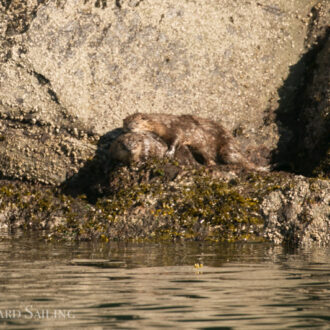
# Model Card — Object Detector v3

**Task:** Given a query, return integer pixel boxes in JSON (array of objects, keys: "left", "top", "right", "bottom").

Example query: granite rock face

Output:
[
  {"left": 294, "top": 36, "right": 329, "bottom": 176},
  {"left": 0, "top": 0, "right": 329, "bottom": 245},
  {"left": 273, "top": 2, "right": 329, "bottom": 175},
  {"left": 0, "top": 0, "right": 328, "bottom": 183},
  {"left": 262, "top": 177, "right": 330, "bottom": 246}
]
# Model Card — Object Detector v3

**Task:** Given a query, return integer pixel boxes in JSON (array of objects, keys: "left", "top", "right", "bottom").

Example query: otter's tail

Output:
[{"left": 220, "top": 144, "right": 270, "bottom": 172}]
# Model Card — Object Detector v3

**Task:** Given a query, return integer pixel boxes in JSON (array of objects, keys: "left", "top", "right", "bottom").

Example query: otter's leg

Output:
[
  {"left": 188, "top": 145, "right": 216, "bottom": 166},
  {"left": 220, "top": 147, "right": 243, "bottom": 165},
  {"left": 165, "top": 137, "right": 180, "bottom": 157},
  {"left": 199, "top": 150, "right": 216, "bottom": 166}
]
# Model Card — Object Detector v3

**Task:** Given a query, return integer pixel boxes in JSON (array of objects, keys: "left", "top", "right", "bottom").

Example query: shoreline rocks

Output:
[
  {"left": 0, "top": 161, "right": 329, "bottom": 246},
  {"left": 0, "top": 1, "right": 329, "bottom": 245}
]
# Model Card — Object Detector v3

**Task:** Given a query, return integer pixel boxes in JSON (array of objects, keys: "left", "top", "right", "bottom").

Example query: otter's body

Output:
[
  {"left": 109, "top": 132, "right": 167, "bottom": 165},
  {"left": 123, "top": 113, "right": 267, "bottom": 171}
]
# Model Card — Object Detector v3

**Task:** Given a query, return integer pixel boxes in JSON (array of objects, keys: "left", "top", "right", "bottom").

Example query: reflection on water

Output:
[{"left": 0, "top": 232, "right": 329, "bottom": 329}]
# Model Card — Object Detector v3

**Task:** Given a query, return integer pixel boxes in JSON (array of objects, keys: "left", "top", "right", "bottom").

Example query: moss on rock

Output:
[{"left": 0, "top": 158, "right": 328, "bottom": 245}]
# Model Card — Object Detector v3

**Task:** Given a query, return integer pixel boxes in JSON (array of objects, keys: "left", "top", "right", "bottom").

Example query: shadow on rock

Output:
[
  {"left": 61, "top": 128, "right": 124, "bottom": 203},
  {"left": 271, "top": 29, "right": 329, "bottom": 176}
]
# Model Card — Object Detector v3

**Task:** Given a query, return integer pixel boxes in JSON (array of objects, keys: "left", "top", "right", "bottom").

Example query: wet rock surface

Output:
[
  {"left": 0, "top": 162, "right": 328, "bottom": 246},
  {"left": 0, "top": 0, "right": 329, "bottom": 245}
]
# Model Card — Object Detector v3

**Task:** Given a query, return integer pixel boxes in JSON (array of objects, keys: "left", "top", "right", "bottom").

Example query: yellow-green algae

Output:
[{"left": 0, "top": 158, "right": 315, "bottom": 243}]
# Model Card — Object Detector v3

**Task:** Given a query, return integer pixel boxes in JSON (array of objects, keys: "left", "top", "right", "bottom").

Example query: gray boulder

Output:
[{"left": 0, "top": 0, "right": 327, "bottom": 183}]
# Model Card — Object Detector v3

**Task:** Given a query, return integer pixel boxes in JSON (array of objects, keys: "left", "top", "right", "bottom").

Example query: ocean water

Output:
[{"left": 0, "top": 233, "right": 329, "bottom": 329}]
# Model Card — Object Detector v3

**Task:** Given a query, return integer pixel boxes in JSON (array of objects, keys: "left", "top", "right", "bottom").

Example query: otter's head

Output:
[
  {"left": 123, "top": 113, "right": 153, "bottom": 133},
  {"left": 109, "top": 133, "right": 143, "bottom": 165}
]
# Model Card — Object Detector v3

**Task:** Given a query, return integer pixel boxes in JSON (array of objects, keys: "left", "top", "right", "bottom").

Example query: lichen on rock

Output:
[
  {"left": 0, "top": 0, "right": 329, "bottom": 245},
  {"left": 0, "top": 158, "right": 328, "bottom": 246}
]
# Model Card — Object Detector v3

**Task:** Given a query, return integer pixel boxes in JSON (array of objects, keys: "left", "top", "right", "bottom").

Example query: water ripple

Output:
[{"left": 0, "top": 236, "right": 329, "bottom": 329}]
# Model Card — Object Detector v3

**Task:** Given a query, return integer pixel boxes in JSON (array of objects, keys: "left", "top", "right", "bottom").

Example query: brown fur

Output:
[
  {"left": 109, "top": 132, "right": 168, "bottom": 165},
  {"left": 123, "top": 113, "right": 268, "bottom": 171}
]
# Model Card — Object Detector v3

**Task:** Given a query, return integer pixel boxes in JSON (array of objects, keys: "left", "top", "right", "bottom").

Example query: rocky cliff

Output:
[{"left": 0, "top": 0, "right": 329, "bottom": 245}]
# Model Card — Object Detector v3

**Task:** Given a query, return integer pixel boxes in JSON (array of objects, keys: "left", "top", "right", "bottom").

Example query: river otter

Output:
[
  {"left": 108, "top": 131, "right": 200, "bottom": 166},
  {"left": 108, "top": 132, "right": 168, "bottom": 165},
  {"left": 123, "top": 113, "right": 268, "bottom": 171}
]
